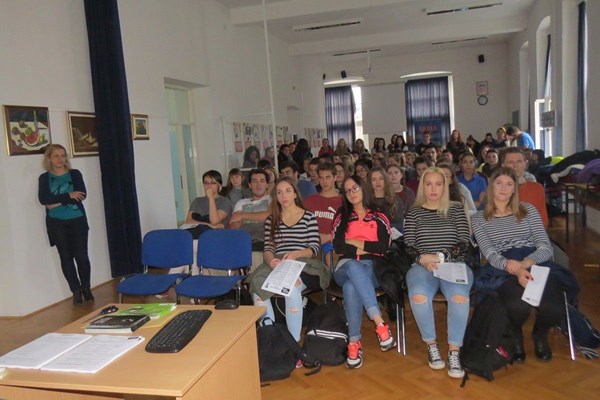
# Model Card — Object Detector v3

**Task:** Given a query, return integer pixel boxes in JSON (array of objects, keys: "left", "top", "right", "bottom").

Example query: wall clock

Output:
[{"left": 477, "top": 95, "right": 488, "bottom": 106}]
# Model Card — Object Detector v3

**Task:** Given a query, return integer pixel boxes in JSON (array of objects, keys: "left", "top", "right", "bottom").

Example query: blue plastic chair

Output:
[
  {"left": 175, "top": 229, "right": 251, "bottom": 304},
  {"left": 117, "top": 229, "right": 193, "bottom": 302}
]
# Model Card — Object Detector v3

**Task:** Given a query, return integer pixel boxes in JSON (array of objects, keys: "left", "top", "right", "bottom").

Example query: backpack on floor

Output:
[
  {"left": 460, "top": 292, "right": 515, "bottom": 386},
  {"left": 257, "top": 318, "right": 321, "bottom": 382},
  {"left": 559, "top": 304, "right": 600, "bottom": 359},
  {"left": 302, "top": 302, "right": 348, "bottom": 366}
]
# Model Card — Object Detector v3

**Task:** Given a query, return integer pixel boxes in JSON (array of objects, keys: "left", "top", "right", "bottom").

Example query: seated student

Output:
[
  {"left": 304, "top": 163, "right": 343, "bottom": 264},
  {"left": 500, "top": 148, "right": 547, "bottom": 227},
  {"left": 332, "top": 175, "right": 395, "bottom": 369},
  {"left": 248, "top": 177, "right": 328, "bottom": 346},
  {"left": 369, "top": 167, "right": 405, "bottom": 233},
  {"left": 479, "top": 148, "right": 500, "bottom": 178},
  {"left": 229, "top": 169, "right": 271, "bottom": 269},
  {"left": 279, "top": 160, "right": 317, "bottom": 199},
  {"left": 436, "top": 162, "right": 477, "bottom": 215},
  {"left": 221, "top": 168, "right": 250, "bottom": 207},
  {"left": 307, "top": 158, "right": 322, "bottom": 192},
  {"left": 472, "top": 167, "right": 566, "bottom": 362},
  {"left": 172, "top": 170, "right": 232, "bottom": 276},
  {"left": 404, "top": 167, "right": 473, "bottom": 379},
  {"left": 334, "top": 162, "right": 350, "bottom": 192},
  {"left": 386, "top": 163, "right": 416, "bottom": 215},
  {"left": 353, "top": 159, "right": 371, "bottom": 182},
  {"left": 457, "top": 152, "right": 487, "bottom": 208},
  {"left": 423, "top": 144, "right": 438, "bottom": 164},
  {"left": 406, "top": 156, "right": 433, "bottom": 193}
]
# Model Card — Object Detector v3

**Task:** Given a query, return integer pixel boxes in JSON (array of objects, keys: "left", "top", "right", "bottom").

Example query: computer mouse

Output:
[{"left": 215, "top": 299, "right": 239, "bottom": 310}]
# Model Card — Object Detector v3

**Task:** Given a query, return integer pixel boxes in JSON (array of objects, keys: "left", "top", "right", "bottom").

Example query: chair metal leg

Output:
[
  {"left": 564, "top": 291, "right": 576, "bottom": 361},
  {"left": 118, "top": 293, "right": 123, "bottom": 303}
]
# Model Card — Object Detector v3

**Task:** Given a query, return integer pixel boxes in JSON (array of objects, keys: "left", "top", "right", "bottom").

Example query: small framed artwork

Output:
[
  {"left": 67, "top": 112, "right": 99, "bottom": 157},
  {"left": 3, "top": 105, "right": 51, "bottom": 156},
  {"left": 131, "top": 114, "right": 149, "bottom": 140},
  {"left": 476, "top": 81, "right": 489, "bottom": 96}
]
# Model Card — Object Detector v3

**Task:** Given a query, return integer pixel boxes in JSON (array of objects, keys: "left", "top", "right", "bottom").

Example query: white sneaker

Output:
[
  {"left": 447, "top": 350, "right": 465, "bottom": 379},
  {"left": 427, "top": 343, "right": 445, "bottom": 370}
]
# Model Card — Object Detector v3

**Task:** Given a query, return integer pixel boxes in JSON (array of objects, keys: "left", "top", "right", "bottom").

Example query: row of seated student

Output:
[{"left": 173, "top": 143, "right": 578, "bottom": 380}]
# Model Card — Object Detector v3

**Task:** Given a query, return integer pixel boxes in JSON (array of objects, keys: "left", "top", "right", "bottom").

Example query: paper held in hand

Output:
[
  {"left": 261, "top": 259, "right": 306, "bottom": 297},
  {"left": 433, "top": 262, "right": 469, "bottom": 284},
  {"left": 521, "top": 265, "right": 550, "bottom": 306}
]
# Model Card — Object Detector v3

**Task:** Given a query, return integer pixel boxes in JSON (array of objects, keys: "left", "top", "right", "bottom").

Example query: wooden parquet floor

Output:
[{"left": 0, "top": 215, "right": 599, "bottom": 399}]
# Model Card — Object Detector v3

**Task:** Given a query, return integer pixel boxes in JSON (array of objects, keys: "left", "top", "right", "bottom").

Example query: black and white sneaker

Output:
[
  {"left": 447, "top": 350, "right": 465, "bottom": 378},
  {"left": 427, "top": 343, "right": 445, "bottom": 369}
]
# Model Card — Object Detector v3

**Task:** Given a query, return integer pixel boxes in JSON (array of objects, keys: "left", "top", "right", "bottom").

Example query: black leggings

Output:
[
  {"left": 48, "top": 216, "right": 91, "bottom": 293},
  {"left": 496, "top": 273, "right": 565, "bottom": 334}
]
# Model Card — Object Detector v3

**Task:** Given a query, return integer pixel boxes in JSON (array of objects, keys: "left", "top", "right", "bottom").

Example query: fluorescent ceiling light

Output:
[
  {"left": 324, "top": 77, "right": 365, "bottom": 86},
  {"left": 425, "top": 1, "right": 502, "bottom": 16},
  {"left": 333, "top": 49, "right": 381, "bottom": 57},
  {"left": 292, "top": 18, "right": 361, "bottom": 32},
  {"left": 432, "top": 36, "right": 488, "bottom": 45}
]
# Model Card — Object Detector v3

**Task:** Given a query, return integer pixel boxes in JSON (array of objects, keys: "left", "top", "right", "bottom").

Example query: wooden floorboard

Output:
[{"left": 0, "top": 215, "right": 599, "bottom": 399}]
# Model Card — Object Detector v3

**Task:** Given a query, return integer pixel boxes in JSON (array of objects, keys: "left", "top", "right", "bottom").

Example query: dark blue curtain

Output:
[
  {"left": 576, "top": 1, "right": 587, "bottom": 152},
  {"left": 325, "top": 86, "right": 356, "bottom": 148},
  {"left": 405, "top": 77, "right": 450, "bottom": 145},
  {"left": 84, "top": 0, "right": 142, "bottom": 276}
]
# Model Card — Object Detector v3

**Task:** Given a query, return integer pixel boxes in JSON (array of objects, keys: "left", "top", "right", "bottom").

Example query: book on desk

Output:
[
  {"left": 115, "top": 303, "right": 176, "bottom": 320},
  {"left": 85, "top": 314, "right": 150, "bottom": 334}
]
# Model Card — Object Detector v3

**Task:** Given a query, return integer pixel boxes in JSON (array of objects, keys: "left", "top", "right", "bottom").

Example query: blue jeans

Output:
[
  {"left": 333, "top": 259, "right": 381, "bottom": 342},
  {"left": 407, "top": 263, "right": 473, "bottom": 347},
  {"left": 252, "top": 280, "right": 307, "bottom": 342}
]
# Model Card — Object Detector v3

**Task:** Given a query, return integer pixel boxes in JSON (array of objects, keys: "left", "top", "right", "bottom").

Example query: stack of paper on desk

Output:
[{"left": 0, "top": 333, "right": 144, "bottom": 373}]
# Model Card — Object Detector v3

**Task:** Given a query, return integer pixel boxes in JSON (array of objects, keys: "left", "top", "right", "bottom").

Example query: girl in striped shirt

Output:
[
  {"left": 249, "top": 177, "right": 328, "bottom": 343},
  {"left": 472, "top": 167, "right": 564, "bottom": 362},
  {"left": 404, "top": 167, "right": 474, "bottom": 379}
]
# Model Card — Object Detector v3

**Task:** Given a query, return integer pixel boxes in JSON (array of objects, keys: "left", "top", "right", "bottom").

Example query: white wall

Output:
[
  {"left": 0, "top": 0, "right": 304, "bottom": 316},
  {"left": 326, "top": 43, "right": 510, "bottom": 144}
]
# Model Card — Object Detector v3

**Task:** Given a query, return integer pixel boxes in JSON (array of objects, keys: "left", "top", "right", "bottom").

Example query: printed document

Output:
[
  {"left": 0, "top": 333, "right": 92, "bottom": 369},
  {"left": 41, "top": 335, "right": 145, "bottom": 373},
  {"left": 261, "top": 259, "right": 306, "bottom": 297},
  {"left": 433, "top": 262, "right": 469, "bottom": 285},
  {"left": 521, "top": 265, "right": 550, "bottom": 306}
]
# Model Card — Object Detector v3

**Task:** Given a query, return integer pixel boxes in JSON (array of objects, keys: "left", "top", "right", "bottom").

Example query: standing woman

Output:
[
  {"left": 248, "top": 177, "right": 329, "bottom": 343},
  {"left": 38, "top": 144, "right": 93, "bottom": 305},
  {"left": 404, "top": 167, "right": 473, "bottom": 379},
  {"left": 332, "top": 175, "right": 395, "bottom": 369},
  {"left": 472, "top": 168, "right": 566, "bottom": 362}
]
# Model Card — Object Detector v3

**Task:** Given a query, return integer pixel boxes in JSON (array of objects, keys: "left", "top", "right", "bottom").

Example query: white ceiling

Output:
[{"left": 216, "top": 0, "right": 535, "bottom": 61}]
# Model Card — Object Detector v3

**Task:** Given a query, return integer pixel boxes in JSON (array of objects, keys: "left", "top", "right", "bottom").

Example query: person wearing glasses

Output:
[
  {"left": 332, "top": 175, "right": 395, "bottom": 369},
  {"left": 38, "top": 144, "right": 93, "bottom": 305}
]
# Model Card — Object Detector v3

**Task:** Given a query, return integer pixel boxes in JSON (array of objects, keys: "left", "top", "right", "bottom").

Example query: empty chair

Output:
[
  {"left": 117, "top": 229, "right": 193, "bottom": 302},
  {"left": 175, "top": 229, "right": 251, "bottom": 304}
]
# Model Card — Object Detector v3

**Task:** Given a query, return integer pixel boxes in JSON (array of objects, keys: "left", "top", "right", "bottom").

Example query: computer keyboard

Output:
[{"left": 145, "top": 310, "right": 212, "bottom": 353}]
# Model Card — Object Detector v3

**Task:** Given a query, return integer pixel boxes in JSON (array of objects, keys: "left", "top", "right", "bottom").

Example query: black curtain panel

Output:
[
  {"left": 84, "top": 0, "right": 142, "bottom": 276},
  {"left": 576, "top": 1, "right": 587, "bottom": 152},
  {"left": 405, "top": 77, "right": 451, "bottom": 145},
  {"left": 325, "top": 86, "right": 356, "bottom": 148}
]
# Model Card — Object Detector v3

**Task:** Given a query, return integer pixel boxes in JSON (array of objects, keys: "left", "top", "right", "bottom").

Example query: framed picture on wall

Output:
[
  {"left": 67, "top": 112, "right": 98, "bottom": 157},
  {"left": 476, "top": 81, "right": 489, "bottom": 96},
  {"left": 131, "top": 114, "right": 149, "bottom": 140},
  {"left": 3, "top": 105, "right": 51, "bottom": 156}
]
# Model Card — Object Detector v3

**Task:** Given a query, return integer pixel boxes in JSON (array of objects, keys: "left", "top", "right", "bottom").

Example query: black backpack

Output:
[
  {"left": 460, "top": 293, "right": 515, "bottom": 386},
  {"left": 302, "top": 302, "right": 348, "bottom": 366},
  {"left": 257, "top": 318, "right": 321, "bottom": 382},
  {"left": 559, "top": 304, "right": 600, "bottom": 359}
]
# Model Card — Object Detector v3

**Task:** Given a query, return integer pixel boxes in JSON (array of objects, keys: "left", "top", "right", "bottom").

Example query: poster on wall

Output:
[
  {"left": 261, "top": 124, "right": 270, "bottom": 151},
  {"left": 4, "top": 105, "right": 51, "bottom": 156},
  {"left": 276, "top": 125, "right": 283, "bottom": 146},
  {"left": 233, "top": 122, "right": 243, "bottom": 153},
  {"left": 252, "top": 124, "right": 261, "bottom": 147},
  {"left": 414, "top": 119, "right": 443, "bottom": 144},
  {"left": 243, "top": 123, "right": 252, "bottom": 148}
]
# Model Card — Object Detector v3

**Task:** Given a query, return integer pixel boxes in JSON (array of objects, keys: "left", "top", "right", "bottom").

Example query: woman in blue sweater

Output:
[{"left": 38, "top": 144, "right": 93, "bottom": 305}]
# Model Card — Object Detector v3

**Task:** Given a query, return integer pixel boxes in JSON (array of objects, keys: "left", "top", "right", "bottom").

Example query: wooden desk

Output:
[{"left": 0, "top": 305, "right": 264, "bottom": 399}]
